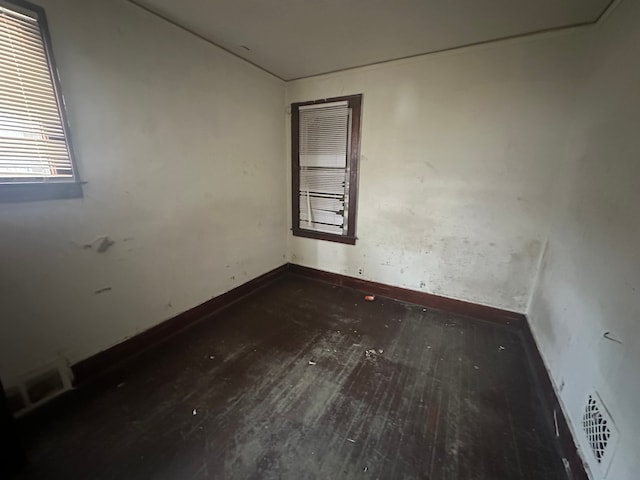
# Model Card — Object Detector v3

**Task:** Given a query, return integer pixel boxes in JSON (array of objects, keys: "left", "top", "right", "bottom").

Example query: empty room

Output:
[{"left": 0, "top": 0, "right": 638, "bottom": 478}]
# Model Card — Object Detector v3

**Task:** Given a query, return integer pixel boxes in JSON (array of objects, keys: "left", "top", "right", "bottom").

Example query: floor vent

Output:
[{"left": 582, "top": 393, "right": 617, "bottom": 473}]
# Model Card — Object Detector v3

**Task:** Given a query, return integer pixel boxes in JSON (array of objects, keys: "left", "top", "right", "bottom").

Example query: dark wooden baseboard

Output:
[
  {"left": 287, "top": 263, "right": 587, "bottom": 480},
  {"left": 73, "top": 262, "right": 525, "bottom": 388},
  {"left": 67, "top": 261, "right": 586, "bottom": 479},
  {"left": 71, "top": 264, "right": 288, "bottom": 387},
  {"left": 520, "top": 322, "right": 589, "bottom": 480},
  {"left": 287, "top": 263, "right": 526, "bottom": 326}
]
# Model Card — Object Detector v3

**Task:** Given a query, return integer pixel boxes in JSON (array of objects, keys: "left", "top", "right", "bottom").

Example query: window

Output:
[
  {"left": 291, "top": 94, "right": 362, "bottom": 244},
  {"left": 0, "top": 0, "right": 81, "bottom": 202}
]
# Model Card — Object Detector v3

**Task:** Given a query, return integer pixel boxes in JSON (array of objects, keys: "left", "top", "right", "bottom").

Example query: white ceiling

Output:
[{"left": 134, "top": 0, "right": 612, "bottom": 80}]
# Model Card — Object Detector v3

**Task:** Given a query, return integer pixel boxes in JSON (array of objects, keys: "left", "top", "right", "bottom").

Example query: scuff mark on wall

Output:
[
  {"left": 96, "top": 237, "right": 115, "bottom": 253},
  {"left": 423, "top": 160, "right": 436, "bottom": 171},
  {"left": 83, "top": 235, "right": 115, "bottom": 253},
  {"left": 0, "top": 0, "right": 287, "bottom": 397}
]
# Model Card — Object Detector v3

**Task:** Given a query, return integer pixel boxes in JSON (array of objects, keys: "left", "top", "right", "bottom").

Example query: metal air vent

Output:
[{"left": 581, "top": 393, "right": 618, "bottom": 474}]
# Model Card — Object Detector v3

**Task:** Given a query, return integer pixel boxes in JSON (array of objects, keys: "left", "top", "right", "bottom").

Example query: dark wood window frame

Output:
[
  {"left": 0, "top": 0, "right": 82, "bottom": 203},
  {"left": 291, "top": 94, "right": 362, "bottom": 245}
]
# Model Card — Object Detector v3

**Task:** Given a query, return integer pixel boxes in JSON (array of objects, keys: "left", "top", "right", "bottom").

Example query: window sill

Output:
[
  {"left": 292, "top": 228, "right": 356, "bottom": 245},
  {"left": 0, "top": 182, "right": 83, "bottom": 203}
]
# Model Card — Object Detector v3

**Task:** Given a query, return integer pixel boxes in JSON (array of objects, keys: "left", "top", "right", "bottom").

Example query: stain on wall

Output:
[
  {"left": 527, "top": 2, "right": 640, "bottom": 477},
  {"left": 0, "top": 0, "right": 286, "bottom": 386},
  {"left": 286, "top": 33, "right": 583, "bottom": 311}
]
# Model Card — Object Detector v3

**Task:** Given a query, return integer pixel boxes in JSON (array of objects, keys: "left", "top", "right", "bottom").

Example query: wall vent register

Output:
[{"left": 581, "top": 392, "right": 618, "bottom": 475}]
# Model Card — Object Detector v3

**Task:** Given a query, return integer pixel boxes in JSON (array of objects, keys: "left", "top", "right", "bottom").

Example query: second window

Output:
[{"left": 291, "top": 94, "right": 362, "bottom": 244}]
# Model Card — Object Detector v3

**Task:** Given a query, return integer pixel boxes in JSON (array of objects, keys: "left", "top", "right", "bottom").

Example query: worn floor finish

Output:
[{"left": 17, "top": 275, "right": 567, "bottom": 479}]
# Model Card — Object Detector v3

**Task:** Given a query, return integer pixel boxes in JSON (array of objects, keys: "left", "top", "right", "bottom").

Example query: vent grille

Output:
[
  {"left": 582, "top": 395, "right": 610, "bottom": 462},
  {"left": 582, "top": 393, "right": 616, "bottom": 470}
]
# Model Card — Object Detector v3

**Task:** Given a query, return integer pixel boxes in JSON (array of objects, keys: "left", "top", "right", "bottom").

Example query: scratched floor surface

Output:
[{"left": 17, "top": 274, "right": 568, "bottom": 479}]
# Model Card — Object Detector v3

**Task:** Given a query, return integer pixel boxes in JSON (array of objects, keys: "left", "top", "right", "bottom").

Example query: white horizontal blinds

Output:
[
  {"left": 298, "top": 101, "right": 350, "bottom": 235},
  {"left": 0, "top": 5, "right": 73, "bottom": 181}
]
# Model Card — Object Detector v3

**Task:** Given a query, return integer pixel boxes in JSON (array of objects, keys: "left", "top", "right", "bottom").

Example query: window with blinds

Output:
[
  {"left": 0, "top": 0, "right": 80, "bottom": 201},
  {"left": 291, "top": 95, "right": 362, "bottom": 244}
]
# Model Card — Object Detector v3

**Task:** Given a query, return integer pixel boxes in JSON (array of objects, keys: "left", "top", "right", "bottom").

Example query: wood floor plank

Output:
[{"left": 17, "top": 275, "right": 569, "bottom": 479}]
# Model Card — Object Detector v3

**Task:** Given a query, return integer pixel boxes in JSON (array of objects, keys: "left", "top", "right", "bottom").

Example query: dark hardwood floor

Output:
[{"left": 16, "top": 274, "right": 568, "bottom": 479}]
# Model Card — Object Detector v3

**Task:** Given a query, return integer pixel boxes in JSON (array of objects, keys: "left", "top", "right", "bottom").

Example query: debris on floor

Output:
[
  {"left": 498, "top": 345, "right": 505, "bottom": 351},
  {"left": 20, "top": 277, "right": 574, "bottom": 479},
  {"left": 365, "top": 349, "right": 384, "bottom": 358},
  {"left": 364, "top": 295, "right": 375, "bottom": 301},
  {"left": 308, "top": 360, "right": 316, "bottom": 365},
  {"left": 94, "top": 286, "right": 112, "bottom": 295}
]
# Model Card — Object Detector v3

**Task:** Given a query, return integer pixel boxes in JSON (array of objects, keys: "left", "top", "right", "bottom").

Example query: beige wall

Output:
[
  {"left": 286, "top": 33, "right": 585, "bottom": 312},
  {"left": 1, "top": 2, "right": 638, "bottom": 476},
  {"left": 0, "top": 0, "right": 286, "bottom": 385},
  {"left": 528, "top": 1, "right": 640, "bottom": 478}
]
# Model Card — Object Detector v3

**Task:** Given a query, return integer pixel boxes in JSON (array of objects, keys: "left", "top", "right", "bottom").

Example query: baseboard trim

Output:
[
  {"left": 287, "top": 263, "right": 587, "bottom": 480},
  {"left": 72, "top": 262, "right": 525, "bottom": 387},
  {"left": 71, "top": 264, "right": 288, "bottom": 387},
  {"left": 67, "top": 261, "right": 586, "bottom": 480},
  {"left": 520, "top": 322, "right": 589, "bottom": 480},
  {"left": 287, "top": 263, "right": 526, "bottom": 326}
]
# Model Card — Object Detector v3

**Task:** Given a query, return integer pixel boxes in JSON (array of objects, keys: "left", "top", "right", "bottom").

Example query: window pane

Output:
[{"left": 0, "top": 4, "right": 75, "bottom": 183}]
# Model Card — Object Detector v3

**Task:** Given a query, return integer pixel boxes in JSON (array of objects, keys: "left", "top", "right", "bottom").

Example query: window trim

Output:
[
  {"left": 0, "top": 0, "right": 82, "bottom": 202},
  {"left": 291, "top": 94, "right": 362, "bottom": 245}
]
